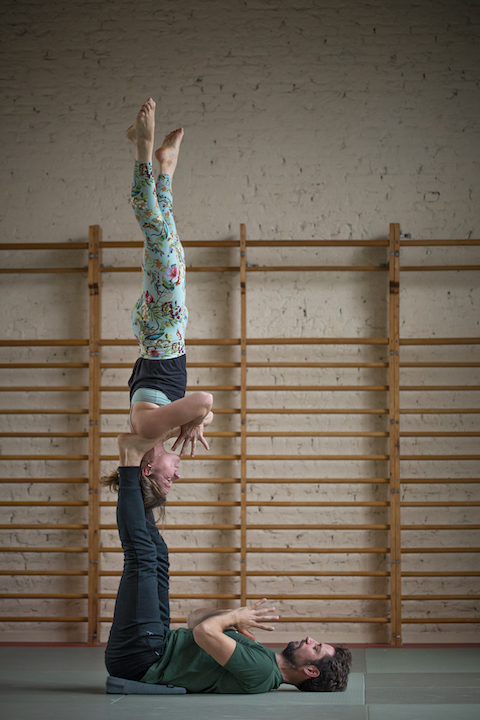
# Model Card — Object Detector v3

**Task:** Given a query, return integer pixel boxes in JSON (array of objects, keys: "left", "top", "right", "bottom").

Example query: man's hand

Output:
[
  {"left": 171, "top": 421, "right": 209, "bottom": 458},
  {"left": 231, "top": 599, "right": 278, "bottom": 641},
  {"left": 192, "top": 599, "right": 279, "bottom": 666}
]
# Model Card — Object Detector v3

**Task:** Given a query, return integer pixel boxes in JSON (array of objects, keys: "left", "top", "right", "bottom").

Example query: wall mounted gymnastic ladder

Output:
[{"left": 0, "top": 226, "right": 479, "bottom": 647}]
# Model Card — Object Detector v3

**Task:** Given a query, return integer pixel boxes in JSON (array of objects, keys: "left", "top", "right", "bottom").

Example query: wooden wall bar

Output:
[
  {"left": 388, "top": 223, "right": 402, "bottom": 646},
  {"left": 0, "top": 230, "right": 479, "bottom": 644},
  {"left": 87, "top": 225, "right": 102, "bottom": 643}
]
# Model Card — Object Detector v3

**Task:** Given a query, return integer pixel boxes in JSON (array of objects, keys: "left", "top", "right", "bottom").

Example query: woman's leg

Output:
[
  {"left": 104, "top": 466, "right": 170, "bottom": 681},
  {"left": 128, "top": 108, "right": 187, "bottom": 361},
  {"left": 154, "top": 128, "right": 184, "bottom": 238},
  {"left": 155, "top": 173, "right": 176, "bottom": 239}
]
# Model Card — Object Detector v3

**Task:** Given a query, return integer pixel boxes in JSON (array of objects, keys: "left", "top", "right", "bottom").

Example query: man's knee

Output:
[{"left": 123, "top": 535, "right": 159, "bottom": 567}]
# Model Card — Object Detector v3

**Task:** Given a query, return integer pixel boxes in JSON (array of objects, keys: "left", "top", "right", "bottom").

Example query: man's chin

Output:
[{"left": 281, "top": 641, "right": 298, "bottom": 665}]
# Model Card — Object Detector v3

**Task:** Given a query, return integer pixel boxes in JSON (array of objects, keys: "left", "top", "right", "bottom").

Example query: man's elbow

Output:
[
  {"left": 192, "top": 623, "right": 209, "bottom": 647},
  {"left": 186, "top": 611, "right": 197, "bottom": 629},
  {"left": 192, "top": 618, "right": 218, "bottom": 644}
]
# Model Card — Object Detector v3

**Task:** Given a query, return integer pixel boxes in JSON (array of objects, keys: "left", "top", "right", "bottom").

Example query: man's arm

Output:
[
  {"left": 187, "top": 606, "right": 256, "bottom": 639},
  {"left": 187, "top": 607, "right": 231, "bottom": 629},
  {"left": 192, "top": 599, "right": 278, "bottom": 667}
]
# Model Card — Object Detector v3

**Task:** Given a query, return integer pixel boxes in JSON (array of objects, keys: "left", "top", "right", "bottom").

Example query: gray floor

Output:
[{"left": 1, "top": 646, "right": 479, "bottom": 720}]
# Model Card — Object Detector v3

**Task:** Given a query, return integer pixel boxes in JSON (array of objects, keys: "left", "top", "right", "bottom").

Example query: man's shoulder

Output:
[
  {"left": 225, "top": 631, "right": 275, "bottom": 653},
  {"left": 223, "top": 632, "right": 280, "bottom": 670},
  {"left": 222, "top": 632, "right": 282, "bottom": 693}
]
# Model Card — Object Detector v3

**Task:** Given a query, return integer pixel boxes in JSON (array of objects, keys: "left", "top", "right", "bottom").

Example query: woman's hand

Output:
[
  {"left": 232, "top": 599, "right": 278, "bottom": 641},
  {"left": 171, "top": 420, "right": 209, "bottom": 458}
]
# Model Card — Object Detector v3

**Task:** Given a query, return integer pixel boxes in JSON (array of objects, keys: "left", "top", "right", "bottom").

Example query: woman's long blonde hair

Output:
[{"left": 101, "top": 467, "right": 166, "bottom": 521}]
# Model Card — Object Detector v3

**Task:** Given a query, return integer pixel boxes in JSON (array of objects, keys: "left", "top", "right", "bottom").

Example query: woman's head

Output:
[
  {"left": 141, "top": 450, "right": 180, "bottom": 502},
  {"left": 102, "top": 451, "right": 180, "bottom": 511}
]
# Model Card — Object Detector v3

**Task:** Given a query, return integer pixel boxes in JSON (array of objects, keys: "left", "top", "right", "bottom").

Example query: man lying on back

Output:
[{"left": 104, "top": 433, "right": 352, "bottom": 693}]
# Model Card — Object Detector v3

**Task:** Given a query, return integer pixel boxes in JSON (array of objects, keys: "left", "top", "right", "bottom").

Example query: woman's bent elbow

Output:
[{"left": 197, "top": 391, "right": 213, "bottom": 413}]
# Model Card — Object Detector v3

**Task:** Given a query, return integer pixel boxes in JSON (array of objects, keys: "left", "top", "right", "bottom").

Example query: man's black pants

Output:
[{"left": 104, "top": 467, "right": 170, "bottom": 681}]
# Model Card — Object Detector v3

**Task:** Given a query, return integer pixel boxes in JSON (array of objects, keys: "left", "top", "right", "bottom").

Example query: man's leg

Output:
[
  {"left": 105, "top": 463, "right": 170, "bottom": 681},
  {"left": 146, "top": 509, "right": 170, "bottom": 627}
]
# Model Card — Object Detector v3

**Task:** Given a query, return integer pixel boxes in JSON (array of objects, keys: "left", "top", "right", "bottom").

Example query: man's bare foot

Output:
[
  {"left": 126, "top": 98, "right": 156, "bottom": 163},
  {"left": 154, "top": 128, "right": 184, "bottom": 178},
  {"left": 117, "top": 432, "right": 159, "bottom": 466}
]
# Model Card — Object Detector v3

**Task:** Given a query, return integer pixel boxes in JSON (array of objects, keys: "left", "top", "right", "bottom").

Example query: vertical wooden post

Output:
[
  {"left": 239, "top": 225, "right": 248, "bottom": 606},
  {"left": 388, "top": 222, "right": 402, "bottom": 646},
  {"left": 87, "top": 225, "right": 102, "bottom": 645}
]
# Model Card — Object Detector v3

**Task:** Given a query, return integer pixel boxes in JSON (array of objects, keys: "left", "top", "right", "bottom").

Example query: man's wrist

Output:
[
  {"left": 220, "top": 608, "right": 239, "bottom": 630},
  {"left": 195, "top": 608, "right": 238, "bottom": 634}
]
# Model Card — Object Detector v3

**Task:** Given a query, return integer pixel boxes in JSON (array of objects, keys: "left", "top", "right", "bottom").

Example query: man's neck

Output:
[{"left": 274, "top": 653, "right": 300, "bottom": 686}]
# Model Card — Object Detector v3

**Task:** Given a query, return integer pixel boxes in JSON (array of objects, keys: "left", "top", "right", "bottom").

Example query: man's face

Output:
[{"left": 282, "top": 636, "right": 336, "bottom": 668}]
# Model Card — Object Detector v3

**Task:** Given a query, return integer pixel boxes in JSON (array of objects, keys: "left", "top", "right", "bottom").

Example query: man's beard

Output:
[{"left": 281, "top": 641, "right": 300, "bottom": 667}]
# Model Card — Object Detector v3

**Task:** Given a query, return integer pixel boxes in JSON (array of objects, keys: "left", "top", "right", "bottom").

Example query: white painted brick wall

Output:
[
  {"left": 1, "top": 0, "right": 479, "bottom": 243},
  {"left": 0, "top": 0, "right": 479, "bottom": 643}
]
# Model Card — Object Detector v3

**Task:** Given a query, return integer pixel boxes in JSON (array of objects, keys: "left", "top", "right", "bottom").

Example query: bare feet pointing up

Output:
[
  {"left": 126, "top": 98, "right": 156, "bottom": 163},
  {"left": 155, "top": 128, "right": 184, "bottom": 178}
]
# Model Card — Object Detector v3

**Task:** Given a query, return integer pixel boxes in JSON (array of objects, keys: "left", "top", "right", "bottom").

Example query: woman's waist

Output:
[
  {"left": 128, "top": 355, "right": 187, "bottom": 403},
  {"left": 130, "top": 388, "right": 172, "bottom": 407}
]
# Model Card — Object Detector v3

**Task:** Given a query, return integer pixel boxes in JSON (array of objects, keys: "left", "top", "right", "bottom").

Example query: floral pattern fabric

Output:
[{"left": 131, "top": 162, "right": 188, "bottom": 359}]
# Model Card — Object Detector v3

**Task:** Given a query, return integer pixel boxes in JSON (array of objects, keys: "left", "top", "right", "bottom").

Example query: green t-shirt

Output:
[{"left": 141, "top": 628, "right": 283, "bottom": 694}]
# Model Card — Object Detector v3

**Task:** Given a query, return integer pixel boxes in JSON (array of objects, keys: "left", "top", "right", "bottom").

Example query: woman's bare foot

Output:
[
  {"left": 117, "top": 432, "right": 159, "bottom": 466},
  {"left": 154, "top": 128, "right": 184, "bottom": 178},
  {"left": 126, "top": 98, "right": 156, "bottom": 163}
]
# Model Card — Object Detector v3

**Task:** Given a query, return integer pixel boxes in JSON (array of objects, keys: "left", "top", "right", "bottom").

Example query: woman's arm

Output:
[
  {"left": 165, "top": 410, "right": 214, "bottom": 443},
  {"left": 171, "top": 409, "right": 214, "bottom": 457},
  {"left": 131, "top": 391, "right": 213, "bottom": 447}
]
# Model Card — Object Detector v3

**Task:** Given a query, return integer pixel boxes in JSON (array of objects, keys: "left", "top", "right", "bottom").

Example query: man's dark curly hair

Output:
[{"left": 297, "top": 644, "right": 352, "bottom": 692}]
